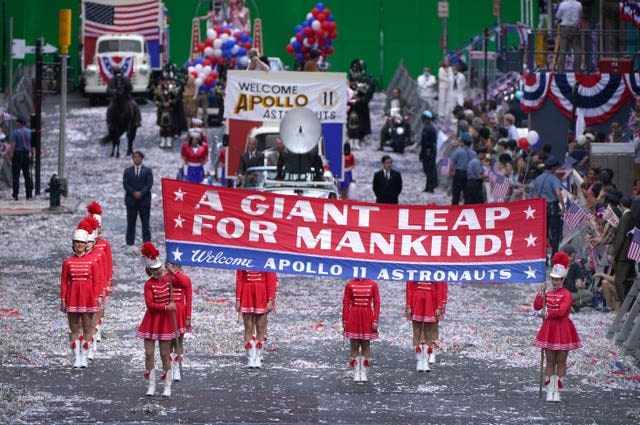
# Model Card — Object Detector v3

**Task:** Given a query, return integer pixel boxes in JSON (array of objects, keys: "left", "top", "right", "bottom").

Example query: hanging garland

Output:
[
  {"left": 623, "top": 73, "right": 640, "bottom": 98},
  {"left": 521, "top": 72, "right": 636, "bottom": 125}
]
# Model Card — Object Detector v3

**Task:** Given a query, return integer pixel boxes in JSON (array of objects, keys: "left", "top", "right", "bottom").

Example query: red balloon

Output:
[
  {"left": 312, "top": 7, "right": 319, "bottom": 16},
  {"left": 322, "top": 21, "right": 331, "bottom": 30},
  {"left": 203, "top": 58, "right": 212, "bottom": 67},
  {"left": 303, "top": 27, "right": 314, "bottom": 36},
  {"left": 307, "top": 36, "right": 316, "bottom": 44},
  {"left": 210, "top": 71, "right": 218, "bottom": 80},
  {"left": 324, "top": 8, "right": 331, "bottom": 15},
  {"left": 190, "top": 71, "right": 199, "bottom": 78},
  {"left": 205, "top": 38, "right": 213, "bottom": 47},
  {"left": 329, "top": 31, "right": 337, "bottom": 40},
  {"left": 296, "top": 33, "right": 304, "bottom": 42},
  {"left": 317, "top": 11, "right": 327, "bottom": 21},
  {"left": 315, "top": 29, "right": 325, "bottom": 38},
  {"left": 286, "top": 44, "right": 294, "bottom": 54},
  {"left": 325, "top": 46, "right": 334, "bottom": 55},
  {"left": 518, "top": 137, "right": 529, "bottom": 150},
  {"left": 329, "top": 21, "right": 337, "bottom": 31},
  {"left": 204, "top": 75, "right": 215, "bottom": 86},
  {"left": 198, "top": 43, "right": 205, "bottom": 53}
]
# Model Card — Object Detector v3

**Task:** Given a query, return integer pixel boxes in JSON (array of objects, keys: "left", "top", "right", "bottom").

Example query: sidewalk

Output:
[{"left": 0, "top": 195, "right": 81, "bottom": 215}]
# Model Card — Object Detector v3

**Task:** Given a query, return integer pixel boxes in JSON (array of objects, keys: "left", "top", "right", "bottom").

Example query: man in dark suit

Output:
[
  {"left": 611, "top": 197, "right": 635, "bottom": 302},
  {"left": 123, "top": 151, "right": 153, "bottom": 247},
  {"left": 237, "top": 136, "right": 264, "bottom": 185},
  {"left": 372, "top": 155, "right": 402, "bottom": 204}
]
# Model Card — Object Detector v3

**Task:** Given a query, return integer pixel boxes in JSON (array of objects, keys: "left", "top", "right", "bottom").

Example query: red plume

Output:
[
  {"left": 76, "top": 220, "right": 93, "bottom": 233},
  {"left": 551, "top": 252, "right": 570, "bottom": 268},
  {"left": 83, "top": 215, "right": 100, "bottom": 232},
  {"left": 86, "top": 201, "right": 102, "bottom": 215},
  {"left": 140, "top": 242, "right": 160, "bottom": 259}
]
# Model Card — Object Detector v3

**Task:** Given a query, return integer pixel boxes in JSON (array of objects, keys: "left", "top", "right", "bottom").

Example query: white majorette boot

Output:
[
  {"left": 161, "top": 370, "right": 172, "bottom": 397},
  {"left": 144, "top": 369, "right": 156, "bottom": 396},
  {"left": 170, "top": 353, "right": 182, "bottom": 381},
  {"left": 544, "top": 376, "right": 554, "bottom": 402},
  {"left": 553, "top": 375, "right": 562, "bottom": 402},
  {"left": 88, "top": 336, "right": 97, "bottom": 361},
  {"left": 350, "top": 357, "right": 360, "bottom": 382},
  {"left": 415, "top": 346, "right": 422, "bottom": 371},
  {"left": 72, "top": 341, "right": 82, "bottom": 368},
  {"left": 428, "top": 343, "right": 437, "bottom": 364},
  {"left": 360, "top": 357, "right": 369, "bottom": 382},
  {"left": 254, "top": 341, "right": 263, "bottom": 368},
  {"left": 166, "top": 138, "right": 173, "bottom": 149},
  {"left": 245, "top": 341, "right": 256, "bottom": 368},
  {"left": 79, "top": 336, "right": 90, "bottom": 368},
  {"left": 95, "top": 321, "right": 102, "bottom": 342},
  {"left": 159, "top": 137, "right": 165, "bottom": 148}
]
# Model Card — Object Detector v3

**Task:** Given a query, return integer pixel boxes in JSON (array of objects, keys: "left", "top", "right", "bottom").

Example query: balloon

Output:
[
  {"left": 187, "top": 66, "right": 195, "bottom": 74},
  {"left": 194, "top": 58, "right": 204, "bottom": 65},
  {"left": 204, "top": 47, "right": 214, "bottom": 57},
  {"left": 238, "top": 56, "right": 249, "bottom": 67},
  {"left": 195, "top": 77, "right": 203, "bottom": 87},
  {"left": 286, "top": 44, "right": 295, "bottom": 54},
  {"left": 237, "top": 47, "right": 247, "bottom": 56},
  {"left": 303, "top": 27, "right": 314, "bottom": 36},
  {"left": 213, "top": 48, "right": 222, "bottom": 57},
  {"left": 207, "top": 29, "right": 217, "bottom": 40},
  {"left": 294, "top": 24, "right": 303, "bottom": 33},
  {"left": 203, "top": 65, "right": 212, "bottom": 74},
  {"left": 231, "top": 45, "right": 240, "bottom": 55},
  {"left": 306, "top": 13, "right": 313, "bottom": 20},
  {"left": 295, "top": 53, "right": 305, "bottom": 62},
  {"left": 328, "top": 31, "right": 337, "bottom": 40},
  {"left": 220, "top": 33, "right": 229, "bottom": 43},
  {"left": 527, "top": 130, "right": 540, "bottom": 147},
  {"left": 312, "top": 8, "right": 319, "bottom": 17},
  {"left": 316, "top": 2, "right": 325, "bottom": 11},
  {"left": 204, "top": 75, "right": 215, "bottom": 86},
  {"left": 203, "top": 59, "right": 212, "bottom": 67},
  {"left": 213, "top": 39, "right": 223, "bottom": 49},
  {"left": 518, "top": 137, "right": 529, "bottom": 150},
  {"left": 210, "top": 71, "right": 218, "bottom": 80},
  {"left": 312, "top": 20, "right": 321, "bottom": 30},
  {"left": 190, "top": 71, "right": 199, "bottom": 78}
]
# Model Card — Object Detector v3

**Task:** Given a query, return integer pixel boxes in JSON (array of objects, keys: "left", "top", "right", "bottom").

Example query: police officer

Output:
[
  {"left": 419, "top": 111, "right": 438, "bottom": 193},
  {"left": 449, "top": 132, "right": 475, "bottom": 205},
  {"left": 533, "top": 156, "right": 565, "bottom": 258},
  {"left": 464, "top": 146, "right": 488, "bottom": 204}
]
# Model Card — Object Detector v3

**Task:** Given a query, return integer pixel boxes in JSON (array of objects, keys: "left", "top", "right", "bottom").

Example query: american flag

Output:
[
  {"left": 563, "top": 199, "right": 590, "bottom": 235},
  {"left": 489, "top": 172, "right": 511, "bottom": 202},
  {"left": 439, "top": 158, "right": 450, "bottom": 177},
  {"left": 627, "top": 227, "right": 640, "bottom": 262},
  {"left": 603, "top": 204, "right": 620, "bottom": 228},
  {"left": 83, "top": 0, "right": 161, "bottom": 40}
]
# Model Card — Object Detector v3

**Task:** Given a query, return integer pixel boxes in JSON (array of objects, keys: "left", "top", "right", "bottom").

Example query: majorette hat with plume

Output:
[
  {"left": 549, "top": 252, "right": 570, "bottom": 279},
  {"left": 86, "top": 201, "right": 103, "bottom": 225},
  {"left": 73, "top": 220, "right": 92, "bottom": 243},
  {"left": 81, "top": 216, "right": 100, "bottom": 242},
  {"left": 140, "top": 242, "right": 163, "bottom": 269}
]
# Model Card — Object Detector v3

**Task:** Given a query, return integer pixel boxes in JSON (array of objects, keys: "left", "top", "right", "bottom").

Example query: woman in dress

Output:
[
  {"left": 533, "top": 252, "right": 582, "bottom": 402},
  {"left": 60, "top": 220, "right": 103, "bottom": 368},
  {"left": 405, "top": 280, "right": 444, "bottom": 371},
  {"left": 227, "top": 0, "right": 250, "bottom": 31},
  {"left": 235, "top": 270, "right": 278, "bottom": 368},
  {"left": 164, "top": 261, "right": 192, "bottom": 381},
  {"left": 342, "top": 278, "right": 380, "bottom": 382},
  {"left": 136, "top": 242, "right": 187, "bottom": 397},
  {"left": 339, "top": 143, "right": 355, "bottom": 200},
  {"left": 181, "top": 130, "right": 209, "bottom": 183}
]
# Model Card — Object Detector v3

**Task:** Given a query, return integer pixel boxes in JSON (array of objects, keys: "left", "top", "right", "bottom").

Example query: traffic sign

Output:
[
  {"left": 437, "top": 1, "right": 449, "bottom": 18},
  {"left": 12, "top": 39, "right": 58, "bottom": 59}
]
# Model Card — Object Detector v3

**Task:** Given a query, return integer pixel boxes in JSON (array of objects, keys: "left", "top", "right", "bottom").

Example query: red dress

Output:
[
  {"left": 406, "top": 281, "right": 442, "bottom": 322},
  {"left": 166, "top": 271, "right": 193, "bottom": 333},
  {"left": 342, "top": 279, "right": 380, "bottom": 340},
  {"left": 60, "top": 253, "right": 103, "bottom": 314},
  {"left": 534, "top": 287, "right": 581, "bottom": 351},
  {"left": 136, "top": 276, "right": 188, "bottom": 340},
  {"left": 236, "top": 271, "right": 277, "bottom": 314},
  {"left": 95, "top": 237, "right": 113, "bottom": 298}
]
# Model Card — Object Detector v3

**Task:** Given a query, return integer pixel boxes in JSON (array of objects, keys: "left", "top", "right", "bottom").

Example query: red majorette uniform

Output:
[
  {"left": 87, "top": 202, "right": 112, "bottom": 300},
  {"left": 60, "top": 251, "right": 103, "bottom": 314},
  {"left": 136, "top": 275, "right": 188, "bottom": 340},
  {"left": 163, "top": 271, "right": 192, "bottom": 333},
  {"left": 534, "top": 287, "right": 581, "bottom": 351},
  {"left": 342, "top": 278, "right": 380, "bottom": 340},
  {"left": 181, "top": 137, "right": 209, "bottom": 183},
  {"left": 406, "top": 281, "right": 442, "bottom": 322},
  {"left": 236, "top": 270, "right": 277, "bottom": 314}
]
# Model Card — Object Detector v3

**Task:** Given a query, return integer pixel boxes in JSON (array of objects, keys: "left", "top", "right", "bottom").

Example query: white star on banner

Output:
[
  {"left": 524, "top": 205, "right": 536, "bottom": 219},
  {"left": 171, "top": 247, "right": 183, "bottom": 262},
  {"left": 174, "top": 215, "right": 185, "bottom": 228},
  {"left": 174, "top": 188, "right": 185, "bottom": 201},
  {"left": 525, "top": 266, "right": 537, "bottom": 279},
  {"left": 525, "top": 234, "right": 537, "bottom": 247}
]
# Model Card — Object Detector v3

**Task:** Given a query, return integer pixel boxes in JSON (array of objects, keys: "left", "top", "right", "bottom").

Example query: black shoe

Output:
[{"left": 12, "top": 196, "right": 18, "bottom": 201}]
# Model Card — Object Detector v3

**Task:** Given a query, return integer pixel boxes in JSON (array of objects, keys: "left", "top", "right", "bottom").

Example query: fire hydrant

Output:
[{"left": 45, "top": 174, "right": 67, "bottom": 208}]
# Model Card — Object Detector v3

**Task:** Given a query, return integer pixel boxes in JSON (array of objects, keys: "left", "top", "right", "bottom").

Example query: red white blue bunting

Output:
[
  {"left": 98, "top": 56, "right": 134, "bottom": 84},
  {"left": 521, "top": 72, "right": 636, "bottom": 125}
]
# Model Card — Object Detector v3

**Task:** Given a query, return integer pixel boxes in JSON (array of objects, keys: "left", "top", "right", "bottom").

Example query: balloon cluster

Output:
[
  {"left": 518, "top": 130, "right": 541, "bottom": 150},
  {"left": 186, "top": 25, "right": 252, "bottom": 92},
  {"left": 285, "top": 2, "right": 337, "bottom": 63}
]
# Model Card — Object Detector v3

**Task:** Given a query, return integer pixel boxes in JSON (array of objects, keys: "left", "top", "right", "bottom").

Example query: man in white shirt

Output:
[
  {"left": 417, "top": 66, "right": 437, "bottom": 109},
  {"left": 437, "top": 57, "right": 453, "bottom": 120},
  {"left": 555, "top": 0, "right": 583, "bottom": 71},
  {"left": 451, "top": 65, "right": 466, "bottom": 108}
]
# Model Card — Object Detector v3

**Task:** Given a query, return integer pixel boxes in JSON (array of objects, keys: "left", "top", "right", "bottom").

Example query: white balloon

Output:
[
  {"left": 195, "top": 77, "right": 203, "bottom": 87},
  {"left": 228, "top": 36, "right": 236, "bottom": 44},
  {"left": 195, "top": 64, "right": 203, "bottom": 72},
  {"left": 231, "top": 45, "right": 240, "bottom": 54},
  {"left": 238, "top": 56, "right": 249, "bottom": 66},
  {"left": 187, "top": 66, "right": 195, "bottom": 74},
  {"left": 290, "top": 36, "right": 296, "bottom": 44},
  {"left": 204, "top": 47, "right": 214, "bottom": 57},
  {"left": 207, "top": 29, "right": 216, "bottom": 40},
  {"left": 303, "top": 38, "right": 311, "bottom": 47},
  {"left": 527, "top": 130, "right": 539, "bottom": 145},
  {"left": 213, "top": 48, "right": 222, "bottom": 57},
  {"left": 203, "top": 65, "right": 212, "bottom": 75},
  {"left": 306, "top": 13, "right": 313, "bottom": 20},
  {"left": 220, "top": 33, "right": 229, "bottom": 43},
  {"left": 312, "top": 20, "right": 321, "bottom": 31},
  {"left": 213, "top": 39, "right": 223, "bottom": 49}
]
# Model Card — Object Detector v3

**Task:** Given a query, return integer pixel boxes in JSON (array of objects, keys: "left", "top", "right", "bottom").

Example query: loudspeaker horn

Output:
[{"left": 279, "top": 107, "right": 321, "bottom": 154}]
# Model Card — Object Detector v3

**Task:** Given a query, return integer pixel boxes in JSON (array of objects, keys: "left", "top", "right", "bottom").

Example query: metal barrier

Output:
[{"left": 607, "top": 280, "right": 640, "bottom": 364}]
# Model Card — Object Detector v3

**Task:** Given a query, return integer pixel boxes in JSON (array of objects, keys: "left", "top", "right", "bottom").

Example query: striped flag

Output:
[
  {"left": 439, "top": 158, "right": 450, "bottom": 177},
  {"left": 627, "top": 227, "right": 640, "bottom": 262},
  {"left": 83, "top": 0, "right": 161, "bottom": 40},
  {"left": 563, "top": 199, "right": 590, "bottom": 234},
  {"left": 489, "top": 172, "right": 511, "bottom": 202},
  {"left": 2, "top": 112, "right": 16, "bottom": 121},
  {"left": 602, "top": 204, "right": 620, "bottom": 228}
]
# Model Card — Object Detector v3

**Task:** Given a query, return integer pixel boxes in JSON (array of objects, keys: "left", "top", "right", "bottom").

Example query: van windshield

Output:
[{"left": 97, "top": 39, "right": 143, "bottom": 54}]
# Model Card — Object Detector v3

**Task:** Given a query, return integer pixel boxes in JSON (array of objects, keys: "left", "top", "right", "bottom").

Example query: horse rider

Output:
[{"left": 106, "top": 64, "right": 141, "bottom": 132}]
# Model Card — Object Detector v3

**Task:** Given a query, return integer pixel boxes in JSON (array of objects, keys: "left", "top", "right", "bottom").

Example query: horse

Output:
[{"left": 106, "top": 75, "right": 139, "bottom": 158}]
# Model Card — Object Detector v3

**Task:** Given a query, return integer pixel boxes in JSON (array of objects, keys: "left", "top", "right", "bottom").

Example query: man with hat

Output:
[
  {"left": 419, "top": 111, "right": 438, "bottom": 193},
  {"left": 449, "top": 132, "right": 475, "bottom": 205},
  {"left": 8, "top": 115, "right": 34, "bottom": 200},
  {"left": 464, "top": 146, "right": 488, "bottom": 204},
  {"left": 533, "top": 155, "right": 566, "bottom": 258}
]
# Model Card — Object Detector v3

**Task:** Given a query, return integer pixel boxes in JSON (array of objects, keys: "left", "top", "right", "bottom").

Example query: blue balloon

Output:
[
  {"left": 327, "top": 15, "right": 334, "bottom": 22},
  {"left": 194, "top": 57, "right": 204, "bottom": 65},
  {"left": 222, "top": 49, "right": 231, "bottom": 58},
  {"left": 224, "top": 40, "right": 235, "bottom": 49},
  {"left": 295, "top": 24, "right": 303, "bottom": 33},
  {"left": 237, "top": 47, "right": 247, "bottom": 57},
  {"left": 292, "top": 40, "right": 301, "bottom": 50},
  {"left": 240, "top": 33, "right": 250, "bottom": 42},
  {"left": 295, "top": 53, "right": 304, "bottom": 62},
  {"left": 532, "top": 136, "right": 542, "bottom": 149},
  {"left": 316, "top": 3, "right": 325, "bottom": 10},
  {"left": 306, "top": 18, "right": 314, "bottom": 25}
]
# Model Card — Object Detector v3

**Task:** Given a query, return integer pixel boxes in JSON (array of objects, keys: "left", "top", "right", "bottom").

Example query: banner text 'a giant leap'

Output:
[{"left": 162, "top": 179, "right": 547, "bottom": 284}]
